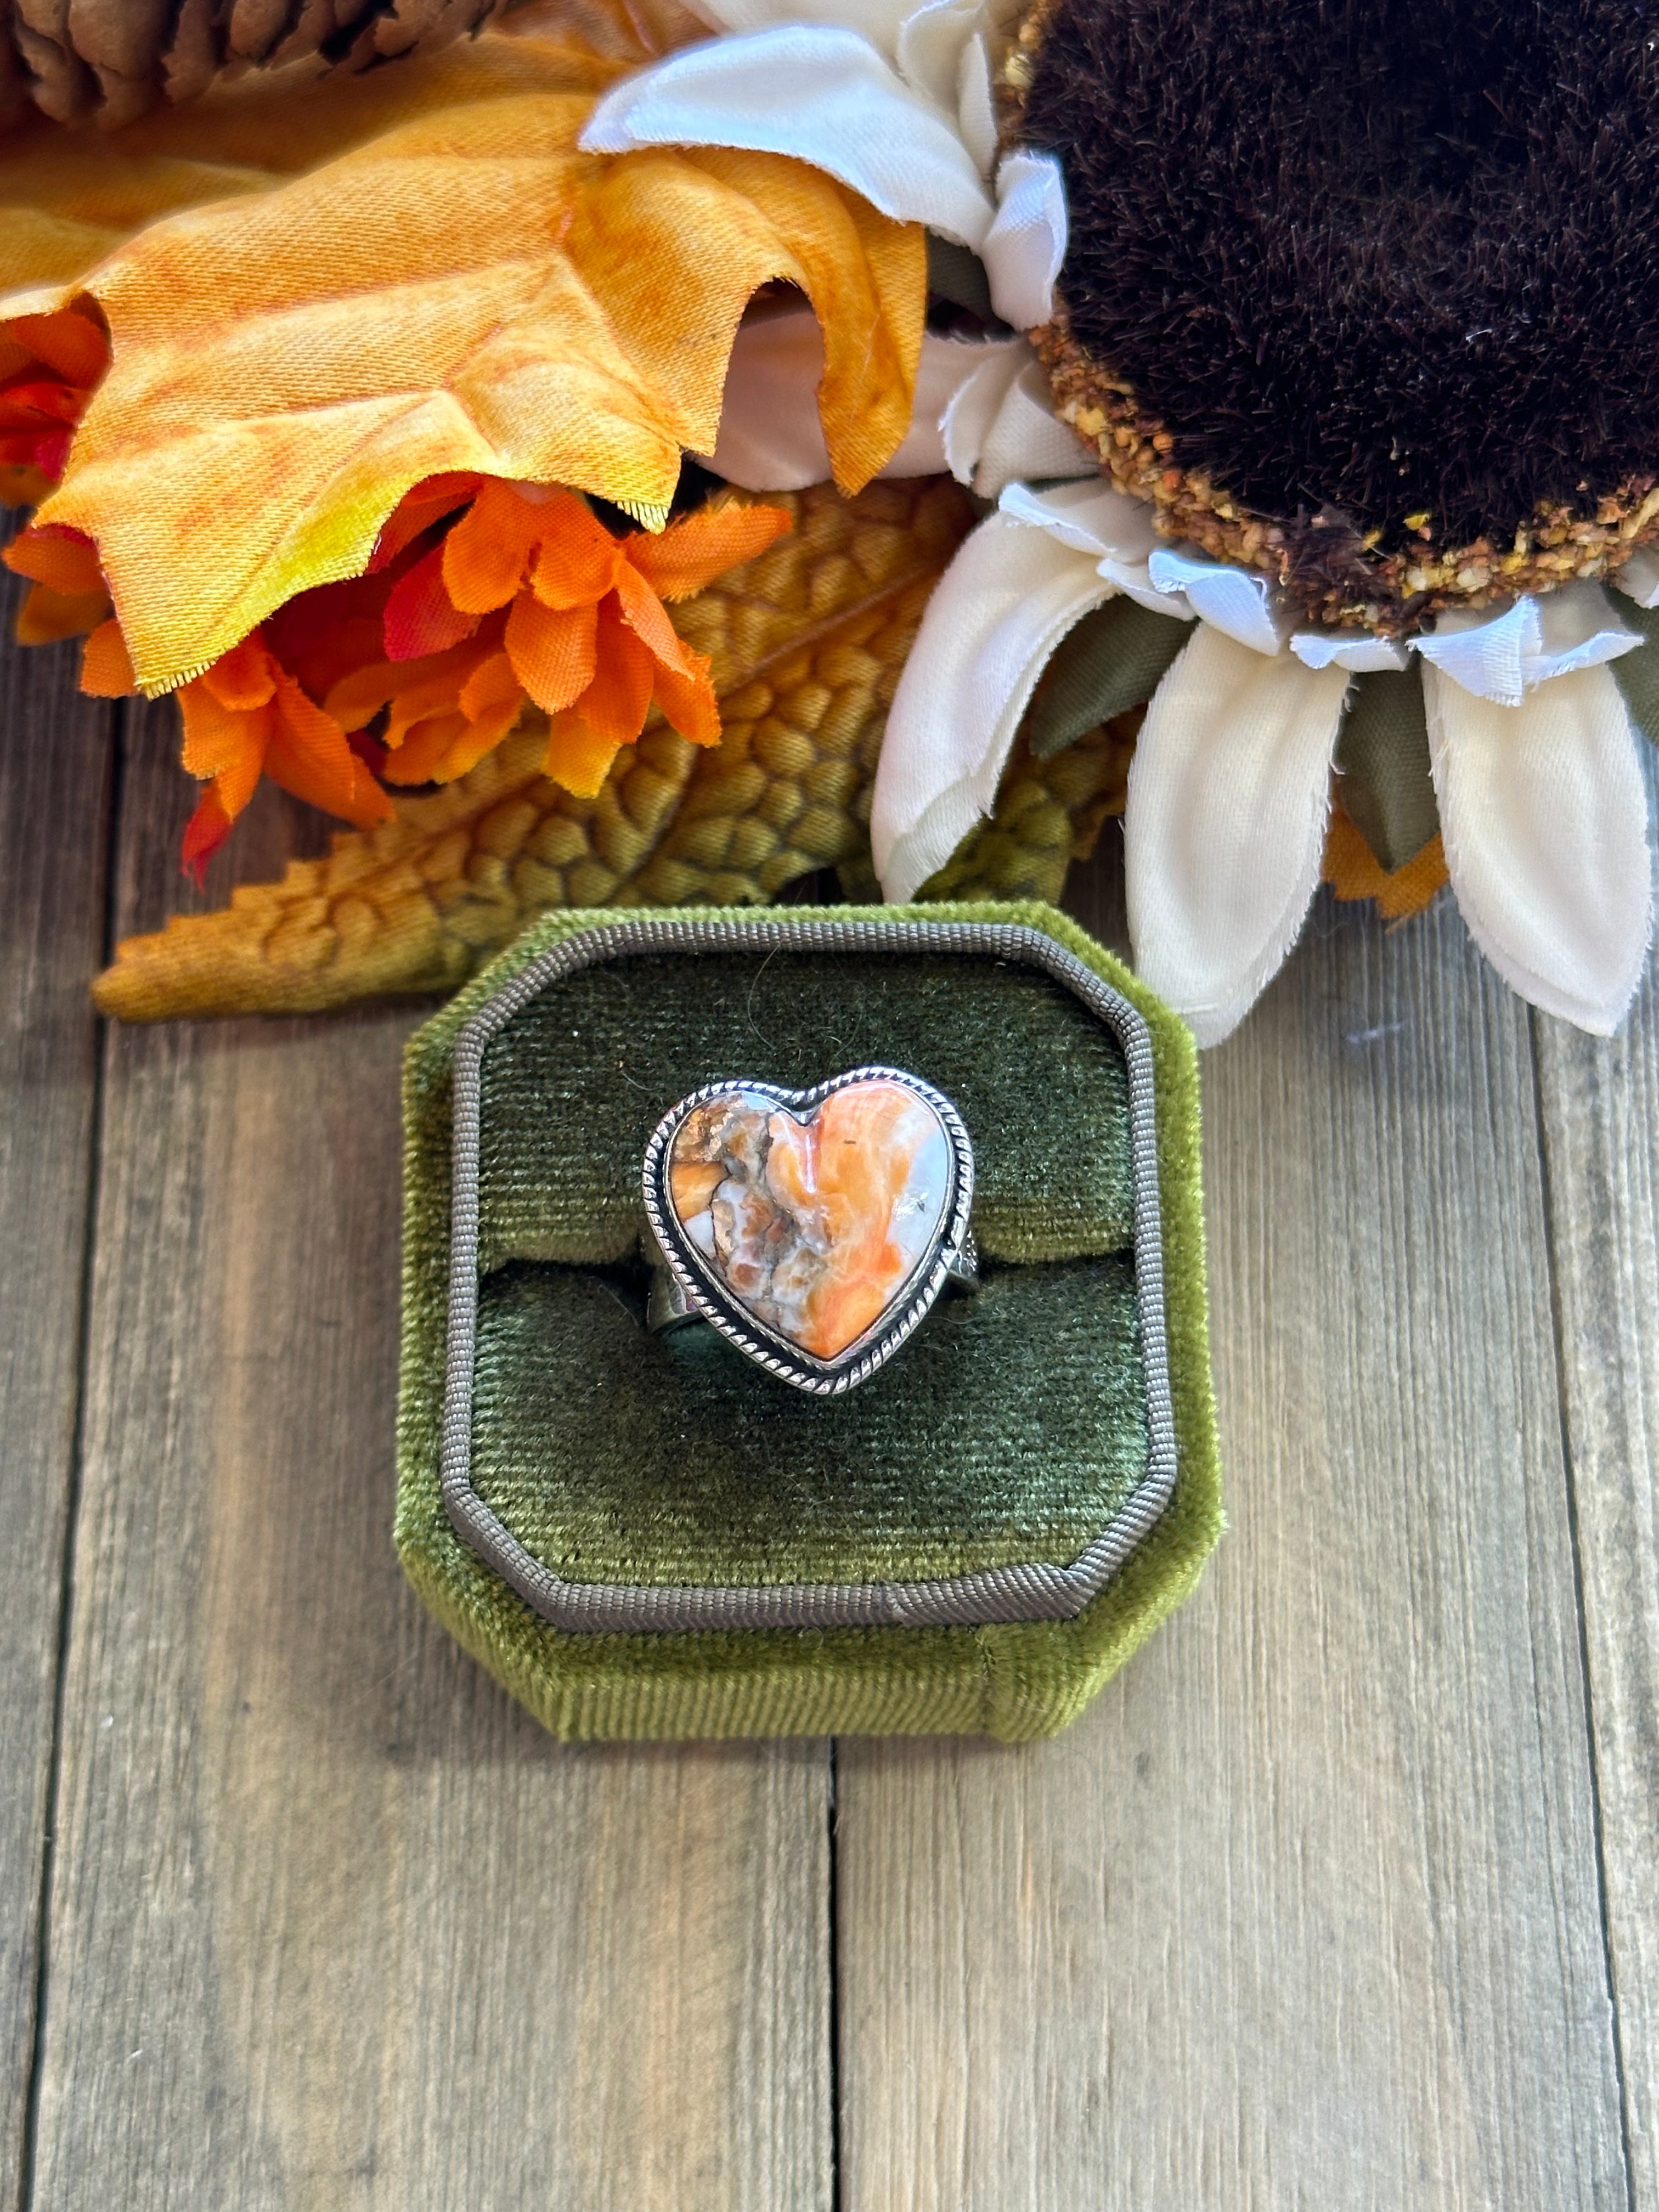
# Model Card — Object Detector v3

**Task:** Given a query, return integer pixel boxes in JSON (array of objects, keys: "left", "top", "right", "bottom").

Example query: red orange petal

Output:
[{"left": 384, "top": 542, "right": 480, "bottom": 662}]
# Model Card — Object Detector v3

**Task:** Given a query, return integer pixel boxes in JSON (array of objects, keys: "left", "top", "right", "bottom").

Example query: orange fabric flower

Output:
[
  {"left": 2, "top": 516, "right": 115, "bottom": 642},
  {"left": 0, "top": 308, "right": 108, "bottom": 504},
  {"left": 329, "top": 483, "right": 791, "bottom": 797},
  {"left": 5, "top": 515, "right": 391, "bottom": 876},
  {"left": 4, "top": 476, "right": 788, "bottom": 868},
  {"left": 167, "top": 634, "right": 393, "bottom": 879}
]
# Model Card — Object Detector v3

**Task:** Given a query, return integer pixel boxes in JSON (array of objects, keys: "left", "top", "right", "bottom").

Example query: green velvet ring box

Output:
[{"left": 397, "top": 900, "right": 1221, "bottom": 1741}]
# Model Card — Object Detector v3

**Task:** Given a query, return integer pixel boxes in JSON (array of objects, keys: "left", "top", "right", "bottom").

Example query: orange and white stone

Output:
[{"left": 667, "top": 1080, "right": 952, "bottom": 1361}]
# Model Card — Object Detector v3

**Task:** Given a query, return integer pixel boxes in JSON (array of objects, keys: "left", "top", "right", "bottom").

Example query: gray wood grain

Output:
[
  {"left": 837, "top": 845, "right": 1628, "bottom": 2212},
  {"left": 1533, "top": 811, "right": 1659, "bottom": 2211},
  {"left": 26, "top": 699, "right": 832, "bottom": 2212},
  {"left": 0, "top": 582, "right": 114, "bottom": 2211}
]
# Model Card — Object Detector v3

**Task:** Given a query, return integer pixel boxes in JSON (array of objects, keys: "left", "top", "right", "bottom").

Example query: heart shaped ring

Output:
[{"left": 641, "top": 1066, "right": 977, "bottom": 1396}]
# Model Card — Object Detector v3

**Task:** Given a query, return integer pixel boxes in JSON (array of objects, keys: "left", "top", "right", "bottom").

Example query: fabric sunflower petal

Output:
[
  {"left": 1614, "top": 550, "right": 1659, "bottom": 610},
  {"left": 578, "top": 26, "right": 995, "bottom": 244},
  {"left": 1124, "top": 624, "right": 1350, "bottom": 1047},
  {"left": 964, "top": 357, "right": 1091, "bottom": 498},
  {"left": 1416, "top": 584, "right": 1641, "bottom": 707},
  {"left": 686, "top": 0, "right": 915, "bottom": 58},
  {"left": 709, "top": 312, "right": 1012, "bottom": 490},
  {"left": 871, "top": 507, "right": 1111, "bottom": 901},
  {"left": 1421, "top": 661, "right": 1654, "bottom": 1034},
  {"left": 1145, "top": 547, "right": 1291, "bottom": 657},
  {"left": 981, "top": 149, "right": 1066, "bottom": 330}
]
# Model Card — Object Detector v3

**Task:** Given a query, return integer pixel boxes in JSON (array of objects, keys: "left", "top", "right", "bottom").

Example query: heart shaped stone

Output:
[{"left": 666, "top": 1078, "right": 954, "bottom": 1362}]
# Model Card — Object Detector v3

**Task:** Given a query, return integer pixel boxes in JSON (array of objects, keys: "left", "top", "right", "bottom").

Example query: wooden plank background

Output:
[{"left": 1, "top": 621, "right": 1654, "bottom": 2209}]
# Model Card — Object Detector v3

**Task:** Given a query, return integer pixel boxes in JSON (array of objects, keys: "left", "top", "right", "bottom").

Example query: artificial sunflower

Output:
[{"left": 586, "top": 0, "right": 1659, "bottom": 1038}]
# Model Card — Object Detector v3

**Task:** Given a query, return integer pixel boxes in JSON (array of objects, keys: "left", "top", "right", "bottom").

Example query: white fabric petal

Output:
[
  {"left": 955, "top": 30, "right": 998, "bottom": 176},
  {"left": 894, "top": 0, "right": 977, "bottom": 116},
  {"left": 579, "top": 27, "right": 995, "bottom": 244},
  {"left": 871, "top": 512, "right": 1111, "bottom": 901},
  {"left": 1613, "top": 548, "right": 1659, "bottom": 609},
  {"left": 1423, "top": 661, "right": 1654, "bottom": 1033},
  {"left": 706, "top": 313, "right": 1021, "bottom": 488},
  {"left": 1290, "top": 629, "right": 1410, "bottom": 672},
  {"left": 996, "top": 475, "right": 1159, "bottom": 561},
  {"left": 1098, "top": 559, "right": 1195, "bottom": 619},
  {"left": 982, "top": 149, "right": 1067, "bottom": 330},
  {"left": 1146, "top": 546, "right": 1290, "bottom": 656},
  {"left": 1413, "top": 583, "right": 1640, "bottom": 707},
  {"left": 1529, "top": 580, "right": 1643, "bottom": 680},
  {"left": 938, "top": 342, "right": 1025, "bottom": 484},
  {"left": 702, "top": 308, "right": 835, "bottom": 489},
  {"left": 1125, "top": 625, "right": 1348, "bottom": 1046},
  {"left": 1413, "top": 597, "right": 1533, "bottom": 704},
  {"left": 969, "top": 359, "right": 1091, "bottom": 496}
]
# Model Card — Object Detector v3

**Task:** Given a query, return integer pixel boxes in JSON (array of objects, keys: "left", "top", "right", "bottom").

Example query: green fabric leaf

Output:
[
  {"left": 1334, "top": 663, "right": 1440, "bottom": 873},
  {"left": 1027, "top": 597, "right": 1190, "bottom": 759},
  {"left": 1611, "top": 596, "right": 1659, "bottom": 747},
  {"left": 926, "top": 233, "right": 996, "bottom": 321}
]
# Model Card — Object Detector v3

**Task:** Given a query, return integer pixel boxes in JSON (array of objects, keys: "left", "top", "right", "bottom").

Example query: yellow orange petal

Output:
[
  {"left": 442, "top": 478, "right": 549, "bottom": 614},
  {"left": 179, "top": 684, "right": 268, "bottom": 804},
  {"left": 457, "top": 648, "right": 522, "bottom": 721},
  {"left": 3, "top": 521, "right": 102, "bottom": 596},
  {"left": 17, "top": 580, "right": 110, "bottom": 645},
  {"left": 201, "top": 631, "right": 275, "bottom": 712},
  {"left": 381, "top": 711, "right": 476, "bottom": 786},
  {"left": 543, "top": 706, "right": 624, "bottom": 798},
  {"left": 651, "top": 645, "right": 721, "bottom": 748},
  {"left": 264, "top": 669, "right": 393, "bottom": 827},
  {"left": 81, "top": 616, "right": 136, "bottom": 695},
  {"left": 504, "top": 591, "right": 599, "bottom": 714},
  {"left": 611, "top": 560, "right": 693, "bottom": 677},
  {"left": 627, "top": 499, "right": 792, "bottom": 602},
  {"left": 527, "top": 490, "right": 624, "bottom": 608}
]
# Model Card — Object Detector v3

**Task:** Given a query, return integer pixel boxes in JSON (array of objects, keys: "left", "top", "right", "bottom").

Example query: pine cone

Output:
[{"left": 3, "top": 0, "right": 511, "bottom": 129}]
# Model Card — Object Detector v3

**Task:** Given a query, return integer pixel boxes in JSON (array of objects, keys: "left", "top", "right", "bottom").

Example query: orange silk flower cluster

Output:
[
  {"left": 3, "top": 480, "right": 790, "bottom": 873},
  {"left": 326, "top": 479, "right": 791, "bottom": 801}
]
